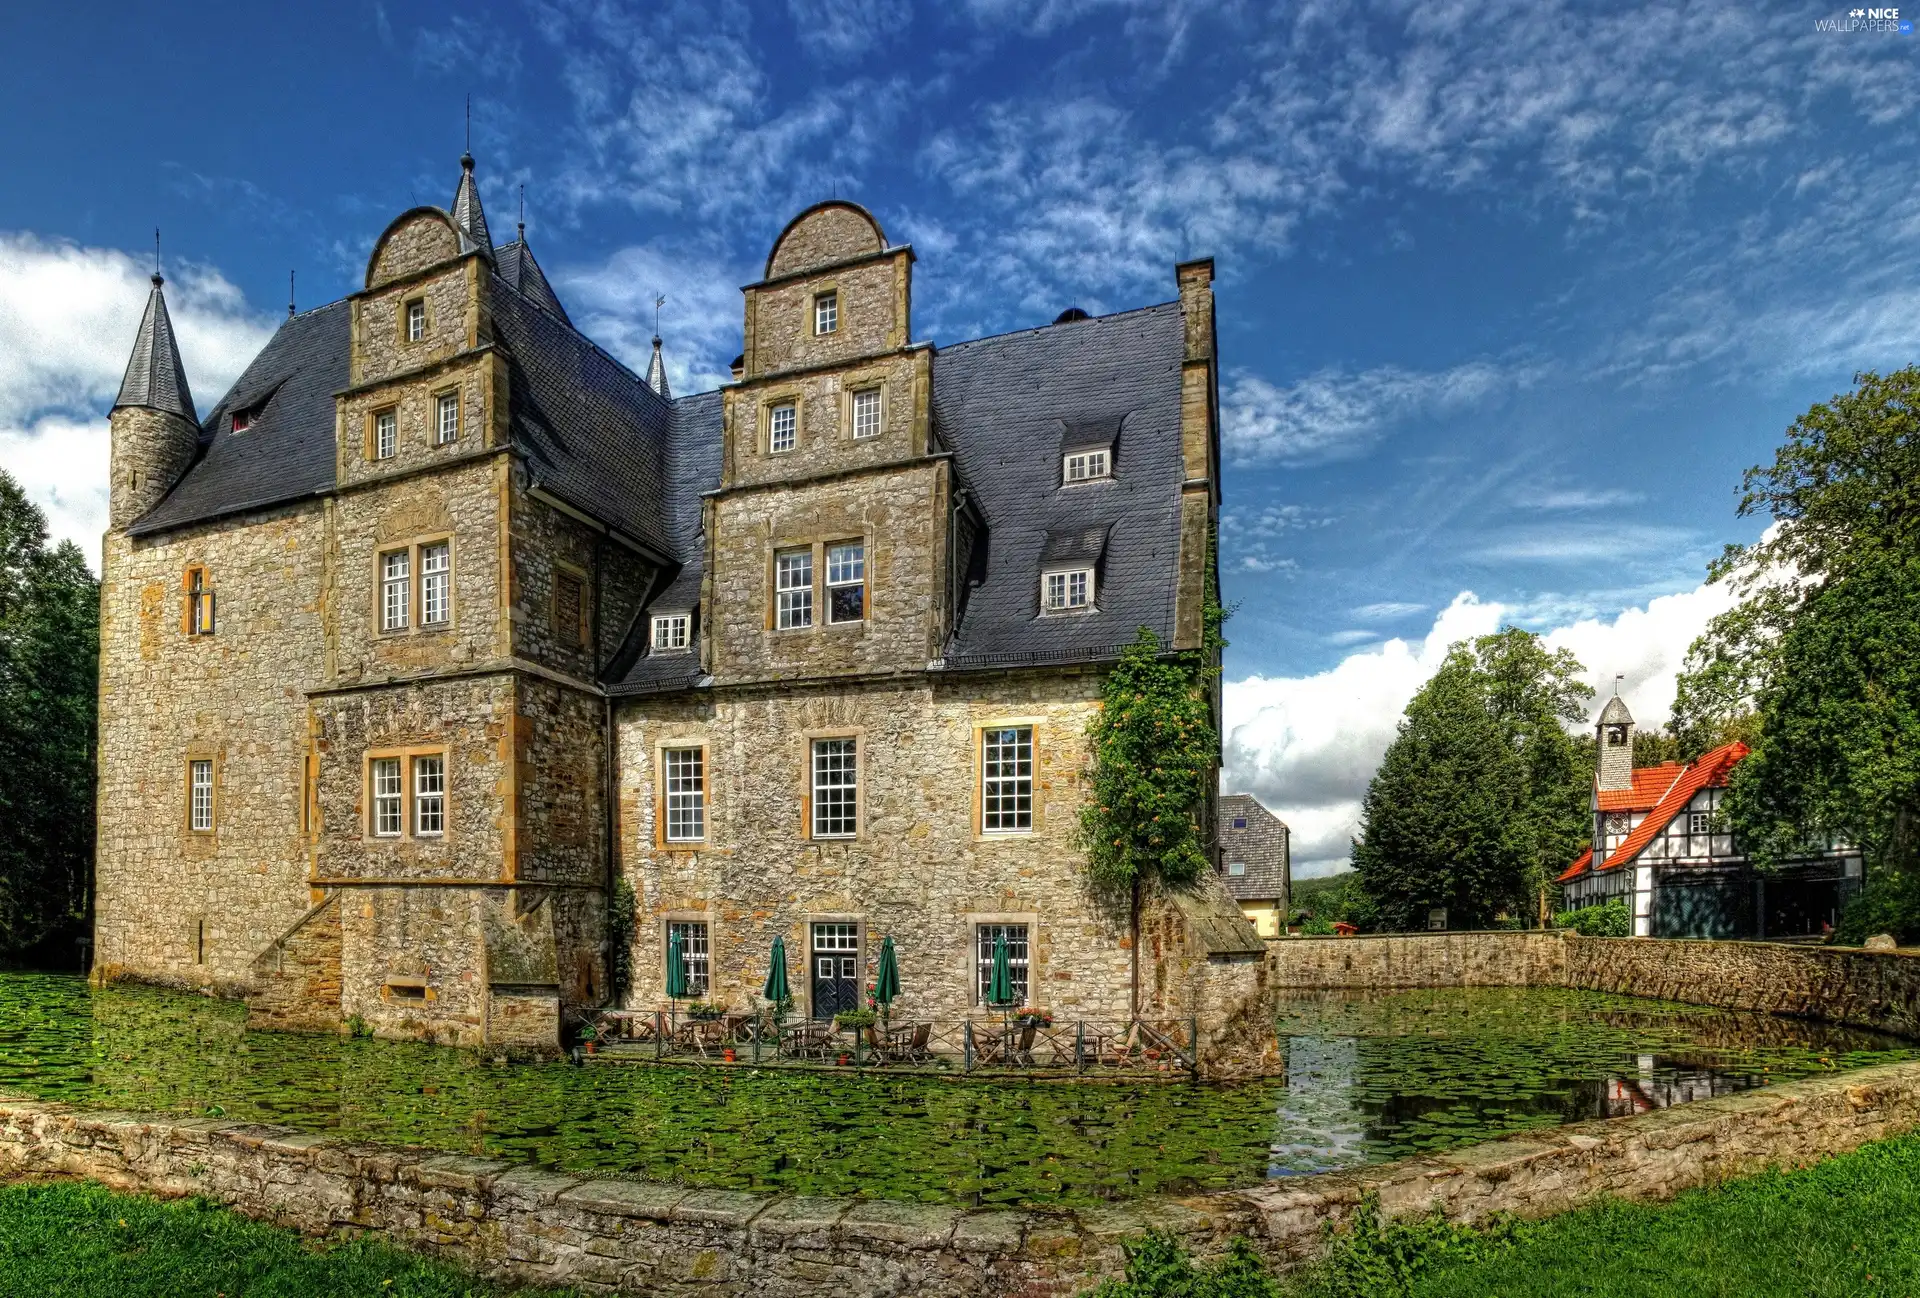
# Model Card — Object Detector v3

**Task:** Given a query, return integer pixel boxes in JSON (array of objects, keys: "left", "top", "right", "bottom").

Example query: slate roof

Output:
[
  {"left": 450, "top": 156, "right": 494, "bottom": 259},
  {"left": 933, "top": 302, "right": 1187, "bottom": 668},
  {"left": 129, "top": 300, "right": 347, "bottom": 536},
  {"left": 1560, "top": 742, "right": 1750, "bottom": 881},
  {"left": 114, "top": 276, "right": 197, "bottom": 423},
  {"left": 1218, "top": 794, "right": 1289, "bottom": 903},
  {"left": 494, "top": 239, "right": 570, "bottom": 325}
]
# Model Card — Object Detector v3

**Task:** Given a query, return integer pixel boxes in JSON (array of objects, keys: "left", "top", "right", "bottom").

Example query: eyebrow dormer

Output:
[{"left": 1060, "top": 416, "right": 1122, "bottom": 485}]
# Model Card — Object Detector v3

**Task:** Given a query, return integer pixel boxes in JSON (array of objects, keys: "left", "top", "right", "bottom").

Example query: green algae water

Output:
[{"left": 0, "top": 975, "right": 1911, "bottom": 1207}]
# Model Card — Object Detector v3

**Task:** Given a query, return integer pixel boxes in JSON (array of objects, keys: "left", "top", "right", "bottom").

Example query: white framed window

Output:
[
  {"left": 420, "top": 542, "right": 451, "bottom": 626},
  {"left": 652, "top": 613, "right": 690, "bottom": 652},
  {"left": 413, "top": 754, "right": 445, "bottom": 836},
  {"left": 826, "top": 541, "right": 865, "bottom": 624},
  {"left": 406, "top": 299, "right": 426, "bottom": 342},
  {"left": 851, "top": 387, "right": 881, "bottom": 439},
  {"left": 975, "top": 923, "right": 1030, "bottom": 1006},
  {"left": 667, "top": 920, "right": 711, "bottom": 997},
  {"left": 371, "top": 757, "right": 403, "bottom": 837},
  {"left": 811, "top": 737, "right": 858, "bottom": 839},
  {"left": 1688, "top": 811, "right": 1712, "bottom": 836},
  {"left": 188, "top": 760, "right": 214, "bottom": 832},
  {"left": 381, "top": 549, "right": 410, "bottom": 631},
  {"left": 776, "top": 548, "right": 813, "bottom": 629},
  {"left": 1227, "top": 861, "right": 1246, "bottom": 877},
  {"left": 1043, "top": 568, "right": 1092, "bottom": 612},
  {"left": 981, "top": 726, "right": 1033, "bottom": 833},
  {"left": 663, "top": 747, "right": 705, "bottom": 843},
  {"left": 769, "top": 401, "right": 797, "bottom": 454},
  {"left": 374, "top": 408, "right": 397, "bottom": 460},
  {"left": 1064, "top": 448, "right": 1111, "bottom": 482},
  {"left": 814, "top": 291, "right": 838, "bottom": 335},
  {"left": 435, "top": 391, "right": 459, "bottom": 444}
]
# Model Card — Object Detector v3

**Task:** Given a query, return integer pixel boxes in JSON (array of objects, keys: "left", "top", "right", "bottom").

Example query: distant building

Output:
[
  {"left": 1217, "top": 794, "right": 1290, "bottom": 937},
  {"left": 1557, "top": 695, "right": 1862, "bottom": 938}
]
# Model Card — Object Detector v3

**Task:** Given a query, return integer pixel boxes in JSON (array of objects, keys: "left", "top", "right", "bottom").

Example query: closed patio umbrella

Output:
[
  {"left": 666, "top": 928, "right": 689, "bottom": 1027},
  {"left": 987, "top": 932, "right": 1017, "bottom": 1011},
  {"left": 763, "top": 935, "right": 791, "bottom": 1014},
  {"left": 874, "top": 935, "right": 901, "bottom": 1027}
]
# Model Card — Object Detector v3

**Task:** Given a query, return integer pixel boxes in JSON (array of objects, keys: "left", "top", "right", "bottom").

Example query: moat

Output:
[{"left": 0, "top": 974, "right": 1911, "bottom": 1207}]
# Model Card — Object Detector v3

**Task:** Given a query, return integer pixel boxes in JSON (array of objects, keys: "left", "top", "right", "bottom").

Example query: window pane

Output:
[
  {"left": 436, "top": 393, "right": 458, "bottom": 444},
  {"left": 653, "top": 614, "right": 688, "bottom": 650},
  {"left": 815, "top": 292, "right": 837, "bottom": 334},
  {"left": 382, "top": 550, "right": 410, "bottom": 631},
  {"left": 812, "top": 738, "right": 858, "bottom": 838},
  {"left": 776, "top": 549, "right": 813, "bottom": 629},
  {"left": 189, "top": 760, "right": 214, "bottom": 832},
  {"left": 769, "top": 403, "right": 797, "bottom": 453},
  {"left": 982, "top": 726, "right": 1033, "bottom": 832},
  {"left": 668, "top": 920, "right": 710, "bottom": 997},
  {"left": 420, "top": 543, "right": 450, "bottom": 626},
  {"left": 976, "top": 924, "right": 1030, "bottom": 1005},
  {"left": 664, "top": 747, "right": 705, "bottom": 842},
  {"left": 372, "top": 758, "right": 403, "bottom": 836},
  {"left": 375, "top": 410, "right": 396, "bottom": 459},
  {"left": 826, "top": 542, "right": 864, "bottom": 624},
  {"left": 852, "top": 388, "right": 881, "bottom": 439},
  {"left": 406, "top": 300, "right": 425, "bottom": 341},
  {"left": 414, "top": 755, "right": 445, "bottom": 835}
]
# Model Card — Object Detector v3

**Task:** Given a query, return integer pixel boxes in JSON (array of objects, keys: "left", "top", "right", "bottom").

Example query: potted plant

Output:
[
  {"left": 577, "top": 1024, "right": 599, "bottom": 1055},
  {"left": 1014, "top": 1010, "right": 1053, "bottom": 1029},
  {"left": 687, "top": 1001, "right": 726, "bottom": 1022},
  {"left": 834, "top": 1008, "right": 877, "bottom": 1031}
]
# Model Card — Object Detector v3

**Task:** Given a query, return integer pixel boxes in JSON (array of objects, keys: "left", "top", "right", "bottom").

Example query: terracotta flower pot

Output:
[{"left": 723, "top": 1048, "right": 737, "bottom": 1063}]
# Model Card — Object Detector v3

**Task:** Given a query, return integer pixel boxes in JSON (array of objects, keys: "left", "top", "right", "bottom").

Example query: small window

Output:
[
  {"left": 776, "top": 548, "right": 813, "bottom": 629},
  {"left": 769, "top": 402, "right": 797, "bottom": 454},
  {"left": 553, "top": 571, "right": 584, "bottom": 648},
  {"left": 381, "top": 550, "right": 410, "bottom": 631},
  {"left": 667, "top": 920, "right": 711, "bottom": 996},
  {"left": 1064, "top": 448, "right": 1111, "bottom": 482},
  {"left": 230, "top": 409, "right": 251, "bottom": 435},
  {"left": 826, "top": 542, "right": 865, "bottom": 624},
  {"left": 406, "top": 299, "right": 427, "bottom": 342},
  {"left": 975, "top": 923, "right": 1029, "bottom": 1006},
  {"left": 371, "top": 757, "right": 402, "bottom": 837},
  {"left": 851, "top": 387, "right": 881, "bottom": 439},
  {"left": 373, "top": 408, "right": 397, "bottom": 461},
  {"left": 1227, "top": 861, "right": 1246, "bottom": 877},
  {"left": 184, "top": 567, "right": 214, "bottom": 636},
  {"left": 814, "top": 291, "right": 838, "bottom": 335},
  {"left": 652, "top": 613, "right": 690, "bottom": 652},
  {"left": 982, "top": 726, "right": 1033, "bottom": 833},
  {"left": 663, "top": 747, "right": 705, "bottom": 843},
  {"left": 435, "top": 391, "right": 459, "bottom": 445},
  {"left": 1688, "top": 811, "right": 1712, "bottom": 836},
  {"left": 811, "top": 737, "right": 858, "bottom": 838},
  {"left": 420, "top": 542, "right": 451, "bottom": 627},
  {"left": 188, "top": 760, "right": 214, "bottom": 832},
  {"left": 414, "top": 755, "right": 445, "bottom": 836},
  {"left": 1232, "top": 816, "right": 1248, "bottom": 830},
  {"left": 1043, "top": 568, "right": 1092, "bottom": 612}
]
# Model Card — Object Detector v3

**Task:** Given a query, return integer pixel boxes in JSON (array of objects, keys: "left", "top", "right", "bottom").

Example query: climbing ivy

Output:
[{"left": 606, "top": 877, "right": 636, "bottom": 1004}]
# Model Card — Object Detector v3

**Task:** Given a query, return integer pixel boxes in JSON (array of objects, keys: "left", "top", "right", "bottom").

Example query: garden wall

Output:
[
  {"left": 1265, "top": 930, "right": 1570, "bottom": 989},
  {"left": 8, "top": 1057, "right": 1920, "bottom": 1294}
]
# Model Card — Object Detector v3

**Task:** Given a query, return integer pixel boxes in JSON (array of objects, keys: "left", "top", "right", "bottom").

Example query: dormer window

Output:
[
  {"left": 230, "top": 409, "right": 252, "bottom": 435},
  {"left": 652, "top": 613, "right": 690, "bottom": 652},
  {"left": 1233, "top": 816, "right": 1247, "bottom": 829},
  {"left": 814, "top": 291, "right": 838, "bottom": 335},
  {"left": 1064, "top": 448, "right": 1111, "bottom": 482},
  {"left": 769, "top": 402, "right": 797, "bottom": 454},
  {"left": 1043, "top": 568, "right": 1092, "bottom": 612},
  {"left": 405, "top": 298, "right": 427, "bottom": 342}
]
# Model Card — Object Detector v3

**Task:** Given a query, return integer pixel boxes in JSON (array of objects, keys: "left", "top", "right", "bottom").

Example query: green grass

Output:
[{"left": 0, "top": 1181, "right": 576, "bottom": 1297}]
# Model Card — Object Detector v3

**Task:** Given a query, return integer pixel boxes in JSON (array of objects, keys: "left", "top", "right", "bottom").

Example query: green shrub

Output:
[
  {"left": 1835, "top": 872, "right": 1920, "bottom": 945},
  {"left": 833, "top": 1009, "right": 877, "bottom": 1029},
  {"left": 1552, "top": 898, "right": 1630, "bottom": 937},
  {"left": 607, "top": 876, "right": 637, "bottom": 1002},
  {"left": 1083, "top": 1231, "right": 1279, "bottom": 1297},
  {"left": 1299, "top": 1193, "right": 1522, "bottom": 1298},
  {"left": 1301, "top": 917, "right": 1336, "bottom": 936}
]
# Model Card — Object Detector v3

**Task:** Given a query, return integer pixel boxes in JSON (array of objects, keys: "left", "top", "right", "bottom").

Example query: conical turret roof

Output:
[
  {"left": 114, "top": 274, "right": 197, "bottom": 424},
  {"left": 450, "top": 153, "right": 494, "bottom": 259},
  {"left": 646, "top": 336, "right": 670, "bottom": 398},
  {"left": 1599, "top": 694, "right": 1633, "bottom": 725}
]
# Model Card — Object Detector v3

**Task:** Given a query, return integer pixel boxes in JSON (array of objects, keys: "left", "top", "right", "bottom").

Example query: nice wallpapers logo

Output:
[{"left": 1815, "top": 6, "right": 1915, "bottom": 30}]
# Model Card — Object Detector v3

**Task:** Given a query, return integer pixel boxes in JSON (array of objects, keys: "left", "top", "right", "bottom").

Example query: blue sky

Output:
[{"left": 1, "top": 0, "right": 1914, "bottom": 869}]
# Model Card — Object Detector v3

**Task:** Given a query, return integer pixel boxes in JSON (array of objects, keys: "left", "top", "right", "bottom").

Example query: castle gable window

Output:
[
  {"left": 405, "top": 298, "right": 426, "bottom": 342},
  {"left": 1038, "top": 525, "right": 1108, "bottom": 614},
  {"left": 1063, "top": 448, "right": 1111, "bottom": 483},
  {"left": 826, "top": 542, "right": 865, "bottom": 623},
  {"left": 188, "top": 759, "right": 215, "bottom": 833},
  {"left": 1043, "top": 568, "right": 1092, "bottom": 612},
  {"left": 776, "top": 548, "right": 813, "bottom": 629},
  {"left": 413, "top": 755, "right": 445, "bottom": 836},
  {"left": 663, "top": 746, "right": 705, "bottom": 843},
  {"left": 420, "top": 543, "right": 451, "bottom": 627},
  {"left": 435, "top": 391, "right": 459, "bottom": 445},
  {"left": 380, "top": 549, "right": 411, "bottom": 631},
  {"left": 1060, "top": 417, "right": 1122, "bottom": 486},
  {"left": 811, "top": 737, "right": 858, "bottom": 838},
  {"left": 183, "top": 567, "right": 214, "bottom": 636},
  {"left": 981, "top": 726, "right": 1033, "bottom": 833},
  {"left": 667, "top": 920, "right": 711, "bottom": 996},
  {"left": 373, "top": 408, "right": 397, "bottom": 461},
  {"left": 371, "top": 758, "right": 403, "bottom": 837},
  {"left": 975, "top": 923, "right": 1029, "bottom": 1006},
  {"left": 851, "top": 387, "right": 881, "bottom": 440},
  {"left": 652, "top": 612, "right": 690, "bottom": 652},
  {"left": 814, "top": 291, "right": 838, "bottom": 335},
  {"left": 769, "top": 401, "right": 797, "bottom": 454}
]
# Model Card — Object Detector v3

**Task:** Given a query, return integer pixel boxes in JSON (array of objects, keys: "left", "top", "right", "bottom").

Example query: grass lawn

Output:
[
  {"left": 1361, "top": 1132, "right": 1920, "bottom": 1297},
  {"left": 0, "top": 1181, "right": 577, "bottom": 1297}
]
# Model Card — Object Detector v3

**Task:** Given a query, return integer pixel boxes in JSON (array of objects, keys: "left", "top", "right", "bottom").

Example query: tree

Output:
[
  {"left": 0, "top": 469, "right": 98, "bottom": 966},
  {"left": 1352, "top": 630, "right": 1591, "bottom": 930},
  {"left": 1674, "top": 368, "right": 1920, "bottom": 873}
]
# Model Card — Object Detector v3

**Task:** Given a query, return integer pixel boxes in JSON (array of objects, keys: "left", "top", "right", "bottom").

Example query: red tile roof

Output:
[
  {"left": 1596, "top": 763, "right": 1684, "bottom": 811},
  {"left": 1561, "top": 742, "right": 1751, "bottom": 880},
  {"left": 1557, "top": 846, "right": 1593, "bottom": 883}
]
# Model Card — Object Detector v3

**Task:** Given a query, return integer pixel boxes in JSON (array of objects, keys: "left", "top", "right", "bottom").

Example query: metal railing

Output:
[{"left": 583, "top": 1010, "right": 1199, "bottom": 1078}]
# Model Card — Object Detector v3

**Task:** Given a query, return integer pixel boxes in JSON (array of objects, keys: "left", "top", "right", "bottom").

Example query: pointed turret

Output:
[
  {"left": 1596, "top": 692, "right": 1636, "bottom": 792},
  {"left": 109, "top": 273, "right": 202, "bottom": 529},
  {"left": 646, "top": 336, "right": 671, "bottom": 398},
  {"left": 450, "top": 153, "right": 494, "bottom": 259}
]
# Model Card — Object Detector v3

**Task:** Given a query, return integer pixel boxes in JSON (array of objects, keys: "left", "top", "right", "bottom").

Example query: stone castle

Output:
[{"left": 94, "top": 155, "right": 1263, "bottom": 1051}]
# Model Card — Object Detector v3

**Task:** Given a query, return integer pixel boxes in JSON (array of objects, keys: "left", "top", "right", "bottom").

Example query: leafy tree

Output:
[
  {"left": 1674, "top": 368, "right": 1920, "bottom": 873},
  {"left": 1353, "top": 630, "right": 1591, "bottom": 930},
  {"left": 0, "top": 470, "right": 98, "bottom": 966}
]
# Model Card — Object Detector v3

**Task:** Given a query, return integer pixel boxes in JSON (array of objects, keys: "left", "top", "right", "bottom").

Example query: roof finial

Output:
[
  {"left": 518, "top": 183, "right": 526, "bottom": 242},
  {"left": 463, "top": 93, "right": 471, "bottom": 164},
  {"left": 653, "top": 294, "right": 665, "bottom": 339},
  {"left": 288, "top": 269, "right": 296, "bottom": 318},
  {"left": 152, "top": 227, "right": 162, "bottom": 287},
  {"left": 645, "top": 297, "right": 671, "bottom": 398},
  {"left": 1614, "top": 673, "right": 1624, "bottom": 696}
]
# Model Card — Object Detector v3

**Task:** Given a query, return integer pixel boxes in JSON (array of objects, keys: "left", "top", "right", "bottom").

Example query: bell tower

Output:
[
  {"left": 1596, "top": 692, "right": 1635, "bottom": 792},
  {"left": 108, "top": 272, "right": 200, "bottom": 529}
]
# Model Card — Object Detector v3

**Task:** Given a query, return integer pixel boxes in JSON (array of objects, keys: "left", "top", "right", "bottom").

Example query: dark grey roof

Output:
[
  {"left": 934, "top": 302, "right": 1187, "bottom": 669},
  {"left": 645, "top": 338, "right": 671, "bottom": 398},
  {"left": 495, "top": 239, "right": 570, "bottom": 325},
  {"left": 1599, "top": 695, "right": 1633, "bottom": 725},
  {"left": 1218, "top": 794, "right": 1289, "bottom": 903},
  {"left": 606, "top": 389, "right": 723, "bottom": 696},
  {"left": 451, "top": 156, "right": 494, "bottom": 259},
  {"left": 1040, "top": 524, "right": 1110, "bottom": 569},
  {"left": 129, "top": 301, "right": 348, "bottom": 536},
  {"left": 114, "top": 276, "right": 198, "bottom": 423},
  {"left": 1061, "top": 416, "right": 1120, "bottom": 455}
]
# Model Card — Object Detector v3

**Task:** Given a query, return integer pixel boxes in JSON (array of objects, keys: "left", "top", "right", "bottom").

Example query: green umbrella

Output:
[
  {"left": 987, "top": 932, "right": 1017, "bottom": 1009},
  {"left": 666, "top": 928, "right": 690, "bottom": 1005},
  {"left": 874, "top": 936, "right": 901, "bottom": 1026},
  {"left": 762, "top": 935, "right": 791, "bottom": 1011}
]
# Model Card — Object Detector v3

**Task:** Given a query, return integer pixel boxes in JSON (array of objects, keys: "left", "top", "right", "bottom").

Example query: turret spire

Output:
[
  {"left": 450, "top": 152, "right": 494, "bottom": 259},
  {"left": 646, "top": 335, "right": 671, "bottom": 399},
  {"left": 114, "top": 268, "right": 197, "bottom": 424}
]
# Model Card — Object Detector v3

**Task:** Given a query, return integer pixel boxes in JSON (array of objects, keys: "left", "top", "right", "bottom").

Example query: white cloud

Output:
[
  {"left": 0, "top": 233, "right": 273, "bottom": 569},
  {"left": 787, "top": 0, "right": 912, "bottom": 62},
  {"left": 1353, "top": 601, "right": 1425, "bottom": 621},
  {"left": 1224, "top": 575, "right": 1737, "bottom": 876},
  {"left": 556, "top": 243, "right": 748, "bottom": 395},
  {"left": 1221, "top": 359, "right": 1537, "bottom": 465}
]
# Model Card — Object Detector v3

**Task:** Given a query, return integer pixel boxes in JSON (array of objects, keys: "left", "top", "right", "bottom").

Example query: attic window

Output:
[
  {"left": 652, "top": 613, "right": 689, "bottom": 652},
  {"left": 230, "top": 409, "right": 252, "bottom": 435},
  {"left": 814, "top": 291, "right": 838, "bottom": 335},
  {"left": 1227, "top": 862, "right": 1246, "bottom": 877},
  {"left": 1043, "top": 569, "right": 1092, "bottom": 612},
  {"left": 405, "top": 298, "right": 427, "bottom": 342},
  {"left": 1064, "top": 448, "right": 1110, "bottom": 483},
  {"left": 1233, "top": 816, "right": 1247, "bottom": 829}
]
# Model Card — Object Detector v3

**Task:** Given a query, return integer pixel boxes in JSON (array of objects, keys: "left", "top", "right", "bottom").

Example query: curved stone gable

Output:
[
  {"left": 765, "top": 201, "right": 886, "bottom": 279},
  {"left": 367, "top": 209, "right": 461, "bottom": 290}
]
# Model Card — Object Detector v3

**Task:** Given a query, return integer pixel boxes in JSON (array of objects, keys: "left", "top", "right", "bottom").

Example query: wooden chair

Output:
[{"left": 1101, "top": 1024, "right": 1142, "bottom": 1068}]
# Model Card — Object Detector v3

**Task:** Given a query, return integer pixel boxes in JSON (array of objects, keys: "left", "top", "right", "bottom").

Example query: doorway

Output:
[{"left": 810, "top": 921, "right": 860, "bottom": 1020}]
